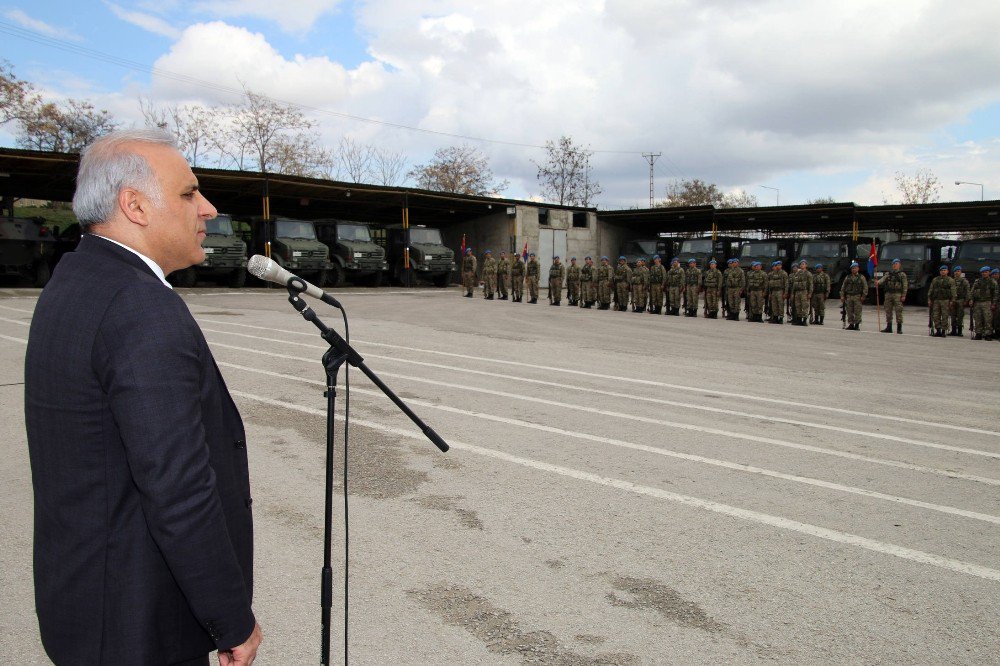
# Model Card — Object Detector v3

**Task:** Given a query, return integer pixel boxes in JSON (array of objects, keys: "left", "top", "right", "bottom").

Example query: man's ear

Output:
[{"left": 119, "top": 188, "right": 150, "bottom": 227}]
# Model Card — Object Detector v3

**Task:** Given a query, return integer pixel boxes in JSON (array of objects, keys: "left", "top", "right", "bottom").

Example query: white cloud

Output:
[
  {"left": 105, "top": 2, "right": 182, "bottom": 39},
  {"left": 3, "top": 9, "right": 83, "bottom": 41},
  {"left": 196, "top": 0, "right": 341, "bottom": 34}
]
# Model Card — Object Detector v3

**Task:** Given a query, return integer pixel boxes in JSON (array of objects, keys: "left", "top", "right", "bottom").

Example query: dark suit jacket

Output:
[{"left": 25, "top": 235, "right": 255, "bottom": 664}]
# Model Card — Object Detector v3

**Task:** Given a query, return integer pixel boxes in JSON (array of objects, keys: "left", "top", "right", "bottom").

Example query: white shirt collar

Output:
[{"left": 89, "top": 234, "right": 173, "bottom": 289}]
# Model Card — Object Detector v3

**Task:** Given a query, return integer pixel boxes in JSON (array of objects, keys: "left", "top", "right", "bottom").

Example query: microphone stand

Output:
[{"left": 283, "top": 277, "right": 449, "bottom": 666}]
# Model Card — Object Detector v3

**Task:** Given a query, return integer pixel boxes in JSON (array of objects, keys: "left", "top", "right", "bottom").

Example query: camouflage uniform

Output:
[
  {"left": 993, "top": 271, "right": 1000, "bottom": 336},
  {"left": 614, "top": 259, "right": 632, "bottom": 311},
  {"left": 580, "top": 258, "right": 596, "bottom": 308},
  {"left": 461, "top": 252, "right": 477, "bottom": 297},
  {"left": 701, "top": 263, "right": 723, "bottom": 318},
  {"left": 951, "top": 271, "right": 970, "bottom": 336},
  {"left": 648, "top": 259, "right": 666, "bottom": 314},
  {"left": 665, "top": 261, "right": 686, "bottom": 315},
  {"left": 789, "top": 266, "right": 813, "bottom": 325},
  {"left": 723, "top": 262, "right": 746, "bottom": 320},
  {"left": 496, "top": 253, "right": 510, "bottom": 299},
  {"left": 839, "top": 270, "right": 868, "bottom": 329},
  {"left": 745, "top": 265, "right": 767, "bottom": 322},
  {"left": 481, "top": 253, "right": 497, "bottom": 299},
  {"left": 766, "top": 266, "right": 790, "bottom": 324},
  {"left": 597, "top": 258, "right": 614, "bottom": 309},
  {"left": 566, "top": 260, "right": 582, "bottom": 305},
  {"left": 684, "top": 262, "right": 702, "bottom": 317},
  {"left": 811, "top": 269, "right": 832, "bottom": 325},
  {"left": 878, "top": 265, "right": 908, "bottom": 331},
  {"left": 548, "top": 259, "right": 565, "bottom": 305},
  {"left": 510, "top": 255, "right": 525, "bottom": 302},
  {"left": 970, "top": 271, "right": 997, "bottom": 340},
  {"left": 631, "top": 261, "right": 650, "bottom": 312},
  {"left": 526, "top": 256, "right": 540, "bottom": 303},
  {"left": 927, "top": 272, "right": 956, "bottom": 336}
]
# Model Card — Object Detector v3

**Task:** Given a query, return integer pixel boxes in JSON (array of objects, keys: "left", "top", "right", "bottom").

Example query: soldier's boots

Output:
[
  {"left": 485, "top": 294, "right": 494, "bottom": 300},
  {"left": 817, "top": 316, "right": 824, "bottom": 325},
  {"left": 685, "top": 309, "right": 697, "bottom": 317},
  {"left": 897, "top": 323, "right": 902, "bottom": 334},
  {"left": 881, "top": 324, "right": 893, "bottom": 333},
  {"left": 529, "top": 297, "right": 537, "bottom": 304},
  {"left": 671, "top": 307, "right": 681, "bottom": 316},
  {"left": 465, "top": 292, "right": 473, "bottom": 297},
  {"left": 499, "top": 295, "right": 507, "bottom": 300}
]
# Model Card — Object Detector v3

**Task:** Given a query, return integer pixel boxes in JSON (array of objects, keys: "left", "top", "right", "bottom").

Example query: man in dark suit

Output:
[{"left": 24, "top": 129, "right": 262, "bottom": 665}]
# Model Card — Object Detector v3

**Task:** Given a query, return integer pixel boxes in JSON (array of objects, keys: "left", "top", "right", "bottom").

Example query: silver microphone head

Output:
[{"left": 247, "top": 254, "right": 273, "bottom": 280}]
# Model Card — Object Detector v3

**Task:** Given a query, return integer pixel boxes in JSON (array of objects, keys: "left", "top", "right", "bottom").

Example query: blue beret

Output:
[
  {"left": 653, "top": 254, "right": 661, "bottom": 260},
  {"left": 993, "top": 269, "right": 1000, "bottom": 274},
  {"left": 814, "top": 263, "right": 824, "bottom": 269},
  {"left": 939, "top": 265, "right": 948, "bottom": 271},
  {"left": 553, "top": 255, "right": 560, "bottom": 259},
  {"left": 771, "top": 260, "right": 782, "bottom": 266},
  {"left": 570, "top": 256, "right": 577, "bottom": 260},
  {"left": 465, "top": 248, "right": 472, "bottom": 254},
  {"left": 953, "top": 265, "right": 962, "bottom": 271},
  {"left": 584, "top": 255, "right": 592, "bottom": 260},
  {"left": 798, "top": 259, "right": 808, "bottom": 265},
  {"left": 709, "top": 258, "right": 717, "bottom": 264},
  {"left": 529, "top": 252, "right": 535, "bottom": 256},
  {"left": 727, "top": 258, "right": 736, "bottom": 264},
  {"left": 619, "top": 255, "right": 626, "bottom": 260},
  {"left": 892, "top": 257, "right": 901, "bottom": 264},
  {"left": 850, "top": 261, "right": 859, "bottom": 267},
  {"left": 751, "top": 261, "right": 761, "bottom": 267},
  {"left": 980, "top": 266, "right": 991, "bottom": 272},
  {"left": 687, "top": 258, "right": 696, "bottom": 263},
  {"left": 601, "top": 256, "right": 608, "bottom": 260},
  {"left": 670, "top": 256, "right": 679, "bottom": 262},
  {"left": 485, "top": 249, "right": 492, "bottom": 254}
]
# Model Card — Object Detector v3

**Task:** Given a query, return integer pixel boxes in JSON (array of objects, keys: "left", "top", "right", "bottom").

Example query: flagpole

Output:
[{"left": 875, "top": 277, "right": 882, "bottom": 331}]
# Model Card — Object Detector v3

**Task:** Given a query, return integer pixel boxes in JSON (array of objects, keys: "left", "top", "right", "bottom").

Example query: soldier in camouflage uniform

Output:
[
  {"left": 970, "top": 266, "right": 997, "bottom": 340},
  {"left": 789, "top": 259, "right": 814, "bottom": 325},
  {"left": 877, "top": 257, "right": 908, "bottom": 333},
  {"left": 579, "top": 256, "right": 596, "bottom": 308},
  {"left": 992, "top": 268, "right": 1000, "bottom": 338},
  {"left": 510, "top": 253, "right": 525, "bottom": 302},
  {"left": 766, "top": 260, "right": 790, "bottom": 324},
  {"left": 665, "top": 257, "right": 686, "bottom": 315},
  {"left": 614, "top": 256, "right": 632, "bottom": 311},
  {"left": 461, "top": 248, "right": 477, "bottom": 297},
  {"left": 701, "top": 258, "right": 722, "bottom": 318},
  {"left": 927, "top": 265, "right": 956, "bottom": 337},
  {"left": 548, "top": 256, "right": 565, "bottom": 306},
  {"left": 684, "top": 258, "right": 702, "bottom": 317},
  {"left": 631, "top": 258, "right": 650, "bottom": 312},
  {"left": 950, "top": 266, "right": 971, "bottom": 336},
  {"left": 481, "top": 249, "right": 497, "bottom": 300},
  {"left": 648, "top": 255, "right": 666, "bottom": 314},
  {"left": 525, "top": 253, "right": 540, "bottom": 304},
  {"left": 566, "top": 257, "right": 582, "bottom": 306},
  {"left": 723, "top": 258, "right": 746, "bottom": 320},
  {"left": 810, "top": 264, "right": 832, "bottom": 325},
  {"left": 597, "top": 256, "right": 614, "bottom": 310},
  {"left": 745, "top": 261, "right": 767, "bottom": 322},
  {"left": 839, "top": 261, "right": 868, "bottom": 330},
  {"left": 496, "top": 251, "right": 510, "bottom": 300}
]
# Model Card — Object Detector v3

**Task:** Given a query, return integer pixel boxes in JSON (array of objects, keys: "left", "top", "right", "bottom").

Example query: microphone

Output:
[{"left": 247, "top": 255, "right": 342, "bottom": 309}]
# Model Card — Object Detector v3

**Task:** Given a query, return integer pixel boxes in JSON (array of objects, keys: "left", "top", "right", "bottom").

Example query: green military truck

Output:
[
  {"left": 247, "top": 216, "right": 332, "bottom": 286},
  {"left": 678, "top": 236, "right": 744, "bottom": 269},
  {"left": 874, "top": 238, "right": 957, "bottom": 305},
  {"left": 954, "top": 238, "right": 1000, "bottom": 278},
  {"left": 385, "top": 224, "right": 455, "bottom": 287},
  {"left": 0, "top": 217, "right": 56, "bottom": 287},
  {"left": 794, "top": 236, "right": 879, "bottom": 297},
  {"left": 314, "top": 219, "right": 387, "bottom": 287},
  {"left": 168, "top": 214, "right": 247, "bottom": 288},
  {"left": 620, "top": 239, "right": 660, "bottom": 268},
  {"left": 739, "top": 237, "right": 801, "bottom": 272}
]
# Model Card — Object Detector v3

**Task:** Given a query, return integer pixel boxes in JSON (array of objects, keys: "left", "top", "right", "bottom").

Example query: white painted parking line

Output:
[
  {"left": 198, "top": 317, "right": 1000, "bottom": 438},
  {"left": 0, "top": 334, "right": 27, "bottom": 345},
  {"left": 230, "top": 389, "right": 1000, "bottom": 584},
  {"left": 0, "top": 316, "right": 30, "bottom": 327}
]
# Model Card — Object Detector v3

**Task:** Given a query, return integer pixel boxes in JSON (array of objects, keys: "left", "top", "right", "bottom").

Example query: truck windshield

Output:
[
  {"left": 408, "top": 228, "right": 443, "bottom": 244},
  {"left": 880, "top": 244, "right": 924, "bottom": 260},
  {"left": 741, "top": 242, "right": 776, "bottom": 257},
  {"left": 205, "top": 217, "right": 234, "bottom": 236},
  {"left": 338, "top": 224, "right": 372, "bottom": 242},
  {"left": 798, "top": 242, "right": 841, "bottom": 258},
  {"left": 276, "top": 220, "right": 316, "bottom": 240},
  {"left": 681, "top": 239, "right": 713, "bottom": 253},
  {"left": 957, "top": 242, "right": 1000, "bottom": 261},
  {"left": 632, "top": 240, "right": 657, "bottom": 255}
]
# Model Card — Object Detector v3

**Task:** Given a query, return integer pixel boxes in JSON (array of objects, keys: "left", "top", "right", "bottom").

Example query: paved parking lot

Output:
[{"left": 1, "top": 285, "right": 998, "bottom": 664}]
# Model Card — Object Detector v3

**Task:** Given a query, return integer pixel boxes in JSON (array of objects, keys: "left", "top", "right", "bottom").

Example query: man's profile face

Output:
[{"left": 136, "top": 143, "right": 217, "bottom": 274}]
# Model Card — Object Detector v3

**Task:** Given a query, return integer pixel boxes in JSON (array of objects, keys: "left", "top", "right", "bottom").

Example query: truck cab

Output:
[
  {"left": 739, "top": 238, "right": 801, "bottom": 272},
  {"left": 954, "top": 238, "right": 1000, "bottom": 278},
  {"left": 620, "top": 239, "right": 659, "bottom": 268},
  {"left": 385, "top": 224, "right": 455, "bottom": 287},
  {"left": 168, "top": 214, "right": 248, "bottom": 288},
  {"left": 0, "top": 216, "right": 55, "bottom": 287},
  {"left": 875, "top": 238, "right": 958, "bottom": 305},
  {"left": 314, "top": 219, "right": 387, "bottom": 287},
  {"left": 678, "top": 236, "right": 744, "bottom": 269},
  {"left": 245, "top": 216, "right": 331, "bottom": 286},
  {"left": 794, "top": 237, "right": 879, "bottom": 297}
]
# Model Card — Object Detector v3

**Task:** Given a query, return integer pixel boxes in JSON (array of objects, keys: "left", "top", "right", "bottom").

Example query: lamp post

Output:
[
  {"left": 759, "top": 185, "right": 779, "bottom": 206},
  {"left": 954, "top": 181, "right": 984, "bottom": 201}
]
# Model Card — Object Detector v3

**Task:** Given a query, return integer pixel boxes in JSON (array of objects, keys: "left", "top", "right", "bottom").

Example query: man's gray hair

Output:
[{"left": 72, "top": 128, "right": 179, "bottom": 229}]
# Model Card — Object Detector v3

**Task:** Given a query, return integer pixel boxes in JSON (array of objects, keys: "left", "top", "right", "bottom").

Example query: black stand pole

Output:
[{"left": 283, "top": 279, "right": 449, "bottom": 666}]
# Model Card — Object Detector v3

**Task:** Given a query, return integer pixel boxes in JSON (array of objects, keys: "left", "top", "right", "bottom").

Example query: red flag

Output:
[
  {"left": 460, "top": 234, "right": 466, "bottom": 259},
  {"left": 521, "top": 242, "right": 528, "bottom": 263},
  {"left": 867, "top": 240, "right": 878, "bottom": 276}
]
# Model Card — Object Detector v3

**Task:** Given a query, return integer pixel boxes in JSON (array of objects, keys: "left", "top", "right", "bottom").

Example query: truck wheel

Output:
[
  {"left": 327, "top": 264, "right": 344, "bottom": 288},
  {"left": 314, "top": 269, "right": 329, "bottom": 287},
  {"left": 432, "top": 273, "right": 451, "bottom": 288},
  {"left": 33, "top": 261, "right": 51, "bottom": 288},
  {"left": 367, "top": 271, "right": 384, "bottom": 287},
  {"left": 226, "top": 268, "right": 246, "bottom": 288},
  {"left": 170, "top": 267, "right": 197, "bottom": 288}
]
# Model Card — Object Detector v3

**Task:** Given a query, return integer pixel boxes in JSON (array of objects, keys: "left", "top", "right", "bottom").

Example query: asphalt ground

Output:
[{"left": 1, "top": 285, "right": 998, "bottom": 665}]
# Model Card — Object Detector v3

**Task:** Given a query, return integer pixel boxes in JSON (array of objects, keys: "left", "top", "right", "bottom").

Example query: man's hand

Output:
[{"left": 219, "top": 622, "right": 263, "bottom": 666}]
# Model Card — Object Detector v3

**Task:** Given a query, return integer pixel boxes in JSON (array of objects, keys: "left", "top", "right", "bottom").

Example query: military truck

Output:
[
  {"left": 246, "top": 216, "right": 331, "bottom": 286},
  {"left": 168, "top": 214, "right": 247, "bottom": 288},
  {"left": 385, "top": 224, "right": 455, "bottom": 287},
  {"left": 677, "top": 236, "right": 744, "bottom": 269},
  {"left": 313, "top": 219, "right": 387, "bottom": 287},
  {"left": 738, "top": 237, "right": 801, "bottom": 272},
  {"left": 0, "top": 217, "right": 56, "bottom": 287},
  {"left": 794, "top": 236, "right": 880, "bottom": 297},
  {"left": 874, "top": 238, "right": 958, "bottom": 305},
  {"left": 954, "top": 238, "right": 1000, "bottom": 278},
  {"left": 620, "top": 239, "right": 660, "bottom": 267}
]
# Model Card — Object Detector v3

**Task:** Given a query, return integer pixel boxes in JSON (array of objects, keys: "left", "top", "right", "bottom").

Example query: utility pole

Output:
[{"left": 642, "top": 152, "right": 660, "bottom": 208}]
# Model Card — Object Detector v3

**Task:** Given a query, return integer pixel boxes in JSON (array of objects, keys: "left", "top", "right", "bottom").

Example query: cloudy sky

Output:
[{"left": 2, "top": 0, "right": 1000, "bottom": 208}]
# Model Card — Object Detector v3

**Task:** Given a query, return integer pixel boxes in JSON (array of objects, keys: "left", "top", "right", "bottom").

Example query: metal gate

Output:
[{"left": 537, "top": 229, "right": 567, "bottom": 284}]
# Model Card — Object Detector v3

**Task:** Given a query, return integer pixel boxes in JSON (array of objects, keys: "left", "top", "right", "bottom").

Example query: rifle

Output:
[
  {"left": 927, "top": 301, "right": 933, "bottom": 336},
  {"left": 840, "top": 300, "right": 847, "bottom": 328},
  {"left": 765, "top": 295, "right": 771, "bottom": 318},
  {"left": 970, "top": 301, "right": 975, "bottom": 334},
  {"left": 722, "top": 284, "right": 729, "bottom": 317}
]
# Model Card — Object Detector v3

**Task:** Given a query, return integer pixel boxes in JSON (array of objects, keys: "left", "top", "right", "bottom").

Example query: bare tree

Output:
[
  {"left": 17, "top": 99, "right": 118, "bottom": 153},
  {"left": 372, "top": 147, "right": 407, "bottom": 186},
  {"left": 720, "top": 190, "right": 758, "bottom": 208},
  {"left": 890, "top": 169, "right": 941, "bottom": 204},
  {"left": 407, "top": 144, "right": 508, "bottom": 195},
  {"left": 805, "top": 196, "right": 837, "bottom": 204},
  {"left": 533, "top": 135, "right": 601, "bottom": 206},
  {"left": 1, "top": 60, "right": 38, "bottom": 126},
  {"left": 139, "top": 100, "right": 215, "bottom": 167},
  {"left": 337, "top": 136, "right": 373, "bottom": 183},
  {"left": 271, "top": 132, "right": 337, "bottom": 178},
  {"left": 228, "top": 84, "right": 317, "bottom": 173},
  {"left": 658, "top": 179, "right": 724, "bottom": 207}
]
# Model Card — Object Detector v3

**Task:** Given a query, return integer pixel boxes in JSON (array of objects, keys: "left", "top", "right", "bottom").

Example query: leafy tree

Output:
[
  {"left": 891, "top": 169, "right": 941, "bottom": 204},
  {"left": 720, "top": 190, "right": 758, "bottom": 208},
  {"left": 1, "top": 60, "right": 38, "bottom": 126},
  {"left": 407, "top": 144, "right": 508, "bottom": 195},
  {"left": 658, "top": 179, "right": 724, "bottom": 207},
  {"left": 533, "top": 135, "right": 601, "bottom": 206},
  {"left": 17, "top": 99, "right": 118, "bottom": 153}
]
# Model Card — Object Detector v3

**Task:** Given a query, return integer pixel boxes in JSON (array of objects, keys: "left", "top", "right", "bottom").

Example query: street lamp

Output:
[
  {"left": 759, "top": 185, "right": 779, "bottom": 206},
  {"left": 954, "top": 181, "right": 984, "bottom": 201}
]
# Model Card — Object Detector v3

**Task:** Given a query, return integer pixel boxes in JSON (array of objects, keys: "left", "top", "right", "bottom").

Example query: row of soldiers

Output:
[{"left": 460, "top": 249, "right": 1000, "bottom": 338}]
